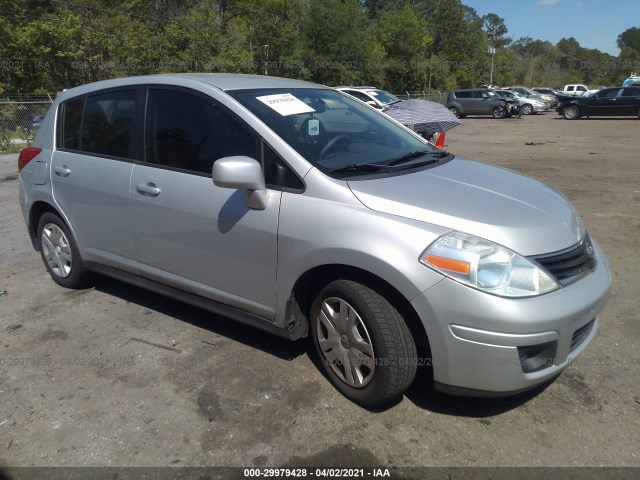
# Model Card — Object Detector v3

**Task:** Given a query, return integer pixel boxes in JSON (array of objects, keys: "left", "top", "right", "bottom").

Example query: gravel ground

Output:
[{"left": 0, "top": 112, "right": 638, "bottom": 473}]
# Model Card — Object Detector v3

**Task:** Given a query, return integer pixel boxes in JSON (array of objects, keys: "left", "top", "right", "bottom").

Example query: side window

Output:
[
  {"left": 621, "top": 88, "right": 640, "bottom": 97},
  {"left": 599, "top": 89, "right": 619, "bottom": 98},
  {"left": 145, "top": 89, "right": 258, "bottom": 174},
  {"left": 455, "top": 91, "right": 470, "bottom": 99},
  {"left": 81, "top": 90, "right": 136, "bottom": 158},
  {"left": 576, "top": 86, "right": 586, "bottom": 92},
  {"left": 567, "top": 86, "right": 574, "bottom": 92},
  {"left": 263, "top": 142, "right": 304, "bottom": 191},
  {"left": 61, "top": 98, "right": 84, "bottom": 150}
]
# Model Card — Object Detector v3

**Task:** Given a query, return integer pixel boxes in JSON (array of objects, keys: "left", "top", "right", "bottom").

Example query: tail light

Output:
[{"left": 18, "top": 147, "right": 42, "bottom": 172}]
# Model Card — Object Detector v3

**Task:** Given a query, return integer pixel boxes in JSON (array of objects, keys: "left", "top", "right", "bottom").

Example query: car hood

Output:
[{"left": 347, "top": 158, "right": 584, "bottom": 256}]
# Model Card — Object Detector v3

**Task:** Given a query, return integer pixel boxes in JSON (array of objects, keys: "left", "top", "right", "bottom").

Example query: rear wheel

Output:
[
  {"left": 492, "top": 106, "right": 506, "bottom": 119},
  {"left": 563, "top": 105, "right": 581, "bottom": 120},
  {"left": 37, "top": 212, "right": 92, "bottom": 288},
  {"left": 310, "top": 279, "right": 417, "bottom": 408},
  {"left": 448, "top": 106, "right": 460, "bottom": 118}
]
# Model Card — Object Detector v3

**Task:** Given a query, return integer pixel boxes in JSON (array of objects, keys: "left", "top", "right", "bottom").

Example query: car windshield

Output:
[
  {"left": 504, "top": 90, "right": 523, "bottom": 98},
  {"left": 369, "top": 89, "right": 401, "bottom": 105},
  {"left": 229, "top": 88, "right": 438, "bottom": 177}
]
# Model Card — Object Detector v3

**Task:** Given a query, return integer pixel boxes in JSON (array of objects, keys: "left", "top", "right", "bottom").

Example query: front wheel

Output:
[
  {"left": 37, "top": 212, "right": 93, "bottom": 288},
  {"left": 310, "top": 279, "right": 417, "bottom": 408},
  {"left": 563, "top": 105, "right": 581, "bottom": 120},
  {"left": 521, "top": 104, "right": 533, "bottom": 115},
  {"left": 492, "top": 106, "right": 506, "bottom": 119},
  {"left": 448, "top": 106, "right": 460, "bottom": 118}
]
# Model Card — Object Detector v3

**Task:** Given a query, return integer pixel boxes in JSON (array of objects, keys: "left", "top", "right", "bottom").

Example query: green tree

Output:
[
  {"left": 617, "top": 27, "right": 640, "bottom": 52},
  {"left": 372, "top": 3, "right": 432, "bottom": 91}
]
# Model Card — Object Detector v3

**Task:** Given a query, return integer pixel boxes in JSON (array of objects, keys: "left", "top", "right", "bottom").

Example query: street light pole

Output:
[{"left": 489, "top": 46, "right": 495, "bottom": 86}]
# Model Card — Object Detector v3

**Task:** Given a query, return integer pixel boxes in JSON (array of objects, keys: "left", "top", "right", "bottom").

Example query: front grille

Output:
[
  {"left": 571, "top": 319, "right": 595, "bottom": 352},
  {"left": 530, "top": 235, "right": 595, "bottom": 285}
]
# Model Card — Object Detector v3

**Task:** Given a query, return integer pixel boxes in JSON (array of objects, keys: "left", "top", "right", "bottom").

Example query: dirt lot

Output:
[{"left": 0, "top": 112, "right": 639, "bottom": 473}]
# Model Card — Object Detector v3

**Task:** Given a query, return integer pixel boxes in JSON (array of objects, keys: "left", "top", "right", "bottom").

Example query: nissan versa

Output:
[{"left": 18, "top": 74, "right": 611, "bottom": 407}]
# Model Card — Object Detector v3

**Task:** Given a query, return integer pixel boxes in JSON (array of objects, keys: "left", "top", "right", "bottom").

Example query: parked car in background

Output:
[
  {"left": 335, "top": 86, "right": 402, "bottom": 109},
  {"left": 18, "top": 74, "right": 611, "bottom": 408},
  {"left": 495, "top": 90, "right": 549, "bottom": 115},
  {"left": 561, "top": 84, "right": 599, "bottom": 97},
  {"left": 445, "top": 88, "right": 508, "bottom": 118},
  {"left": 22, "top": 114, "right": 45, "bottom": 133},
  {"left": 533, "top": 87, "right": 563, "bottom": 96},
  {"left": 622, "top": 74, "right": 640, "bottom": 86},
  {"left": 502, "top": 86, "right": 557, "bottom": 109},
  {"left": 556, "top": 86, "right": 640, "bottom": 119}
]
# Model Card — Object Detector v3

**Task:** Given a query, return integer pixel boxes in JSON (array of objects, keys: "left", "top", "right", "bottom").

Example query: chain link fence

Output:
[
  {"left": 0, "top": 96, "right": 54, "bottom": 154},
  {"left": 395, "top": 92, "right": 449, "bottom": 104}
]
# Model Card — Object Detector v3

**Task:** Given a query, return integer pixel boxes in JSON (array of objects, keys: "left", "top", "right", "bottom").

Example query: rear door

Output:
[
  {"left": 129, "top": 87, "right": 282, "bottom": 319},
  {"left": 617, "top": 87, "right": 640, "bottom": 115},
  {"left": 51, "top": 88, "right": 139, "bottom": 273}
]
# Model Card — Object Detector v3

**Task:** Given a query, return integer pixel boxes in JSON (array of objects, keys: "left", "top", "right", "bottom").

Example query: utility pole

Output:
[{"left": 489, "top": 46, "right": 495, "bottom": 86}]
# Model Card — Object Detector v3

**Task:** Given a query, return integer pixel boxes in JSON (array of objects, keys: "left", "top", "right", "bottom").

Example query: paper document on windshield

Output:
[{"left": 256, "top": 93, "right": 315, "bottom": 116}]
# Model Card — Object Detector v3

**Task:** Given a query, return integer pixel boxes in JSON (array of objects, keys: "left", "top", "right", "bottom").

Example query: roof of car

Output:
[{"left": 57, "top": 73, "right": 323, "bottom": 102}]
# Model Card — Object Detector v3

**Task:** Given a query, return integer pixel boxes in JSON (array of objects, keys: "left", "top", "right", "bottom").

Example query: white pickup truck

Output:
[{"left": 562, "top": 84, "right": 599, "bottom": 96}]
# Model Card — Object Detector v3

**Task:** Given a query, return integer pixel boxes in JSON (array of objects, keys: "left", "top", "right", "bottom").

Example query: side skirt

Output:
[{"left": 85, "top": 261, "right": 293, "bottom": 340}]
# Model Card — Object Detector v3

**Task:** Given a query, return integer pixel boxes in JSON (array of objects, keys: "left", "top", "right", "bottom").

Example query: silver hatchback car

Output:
[{"left": 18, "top": 74, "right": 611, "bottom": 407}]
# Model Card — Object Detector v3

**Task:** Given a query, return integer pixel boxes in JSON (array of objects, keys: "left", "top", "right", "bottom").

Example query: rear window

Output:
[{"left": 59, "top": 89, "right": 137, "bottom": 159}]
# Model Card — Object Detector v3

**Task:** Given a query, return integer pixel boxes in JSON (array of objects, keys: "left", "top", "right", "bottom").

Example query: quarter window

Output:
[
  {"left": 145, "top": 89, "right": 258, "bottom": 174},
  {"left": 61, "top": 98, "right": 84, "bottom": 150}
]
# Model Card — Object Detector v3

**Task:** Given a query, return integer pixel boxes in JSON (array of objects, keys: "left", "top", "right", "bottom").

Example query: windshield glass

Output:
[
  {"left": 369, "top": 89, "right": 401, "bottom": 105},
  {"left": 229, "top": 88, "right": 435, "bottom": 176}
]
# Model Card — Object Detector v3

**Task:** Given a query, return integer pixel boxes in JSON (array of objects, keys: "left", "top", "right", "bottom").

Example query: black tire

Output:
[
  {"left": 37, "top": 212, "right": 93, "bottom": 288},
  {"left": 310, "top": 279, "right": 417, "bottom": 408},
  {"left": 637, "top": 107, "right": 640, "bottom": 119},
  {"left": 492, "top": 106, "right": 506, "bottom": 119},
  {"left": 521, "top": 104, "right": 533, "bottom": 115},
  {"left": 448, "top": 106, "right": 460, "bottom": 118},
  {"left": 563, "top": 105, "right": 581, "bottom": 120}
]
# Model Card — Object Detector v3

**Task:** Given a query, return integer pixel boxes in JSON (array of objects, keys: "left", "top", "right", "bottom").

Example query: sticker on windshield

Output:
[
  {"left": 256, "top": 93, "right": 315, "bottom": 116},
  {"left": 307, "top": 119, "right": 320, "bottom": 136}
]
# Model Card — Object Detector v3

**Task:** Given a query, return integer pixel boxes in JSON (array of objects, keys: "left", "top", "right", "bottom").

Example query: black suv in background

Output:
[
  {"left": 445, "top": 89, "right": 508, "bottom": 118},
  {"left": 557, "top": 86, "right": 640, "bottom": 119}
]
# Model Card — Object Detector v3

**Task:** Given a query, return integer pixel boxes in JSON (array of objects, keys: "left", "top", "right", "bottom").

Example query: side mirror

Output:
[{"left": 212, "top": 156, "right": 269, "bottom": 210}]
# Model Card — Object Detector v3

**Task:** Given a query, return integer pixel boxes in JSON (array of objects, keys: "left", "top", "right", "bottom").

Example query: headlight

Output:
[{"left": 420, "top": 232, "right": 560, "bottom": 298}]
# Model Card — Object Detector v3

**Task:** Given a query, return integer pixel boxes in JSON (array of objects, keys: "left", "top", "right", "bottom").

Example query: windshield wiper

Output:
[
  {"left": 329, "top": 163, "right": 387, "bottom": 174},
  {"left": 386, "top": 150, "right": 449, "bottom": 167}
]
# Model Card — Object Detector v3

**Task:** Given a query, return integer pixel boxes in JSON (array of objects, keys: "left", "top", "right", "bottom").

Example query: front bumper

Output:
[
  {"left": 411, "top": 241, "right": 611, "bottom": 395},
  {"left": 532, "top": 103, "right": 550, "bottom": 113}
]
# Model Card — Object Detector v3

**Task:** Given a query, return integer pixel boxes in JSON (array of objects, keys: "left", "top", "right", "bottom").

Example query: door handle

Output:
[
  {"left": 136, "top": 183, "right": 161, "bottom": 196},
  {"left": 54, "top": 165, "right": 71, "bottom": 177}
]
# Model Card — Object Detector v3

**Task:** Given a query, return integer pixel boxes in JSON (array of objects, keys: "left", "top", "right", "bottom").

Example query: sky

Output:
[{"left": 462, "top": 0, "right": 637, "bottom": 56}]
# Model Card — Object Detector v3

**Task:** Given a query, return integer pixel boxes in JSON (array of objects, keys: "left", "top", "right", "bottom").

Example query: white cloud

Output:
[{"left": 536, "top": 0, "right": 561, "bottom": 6}]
